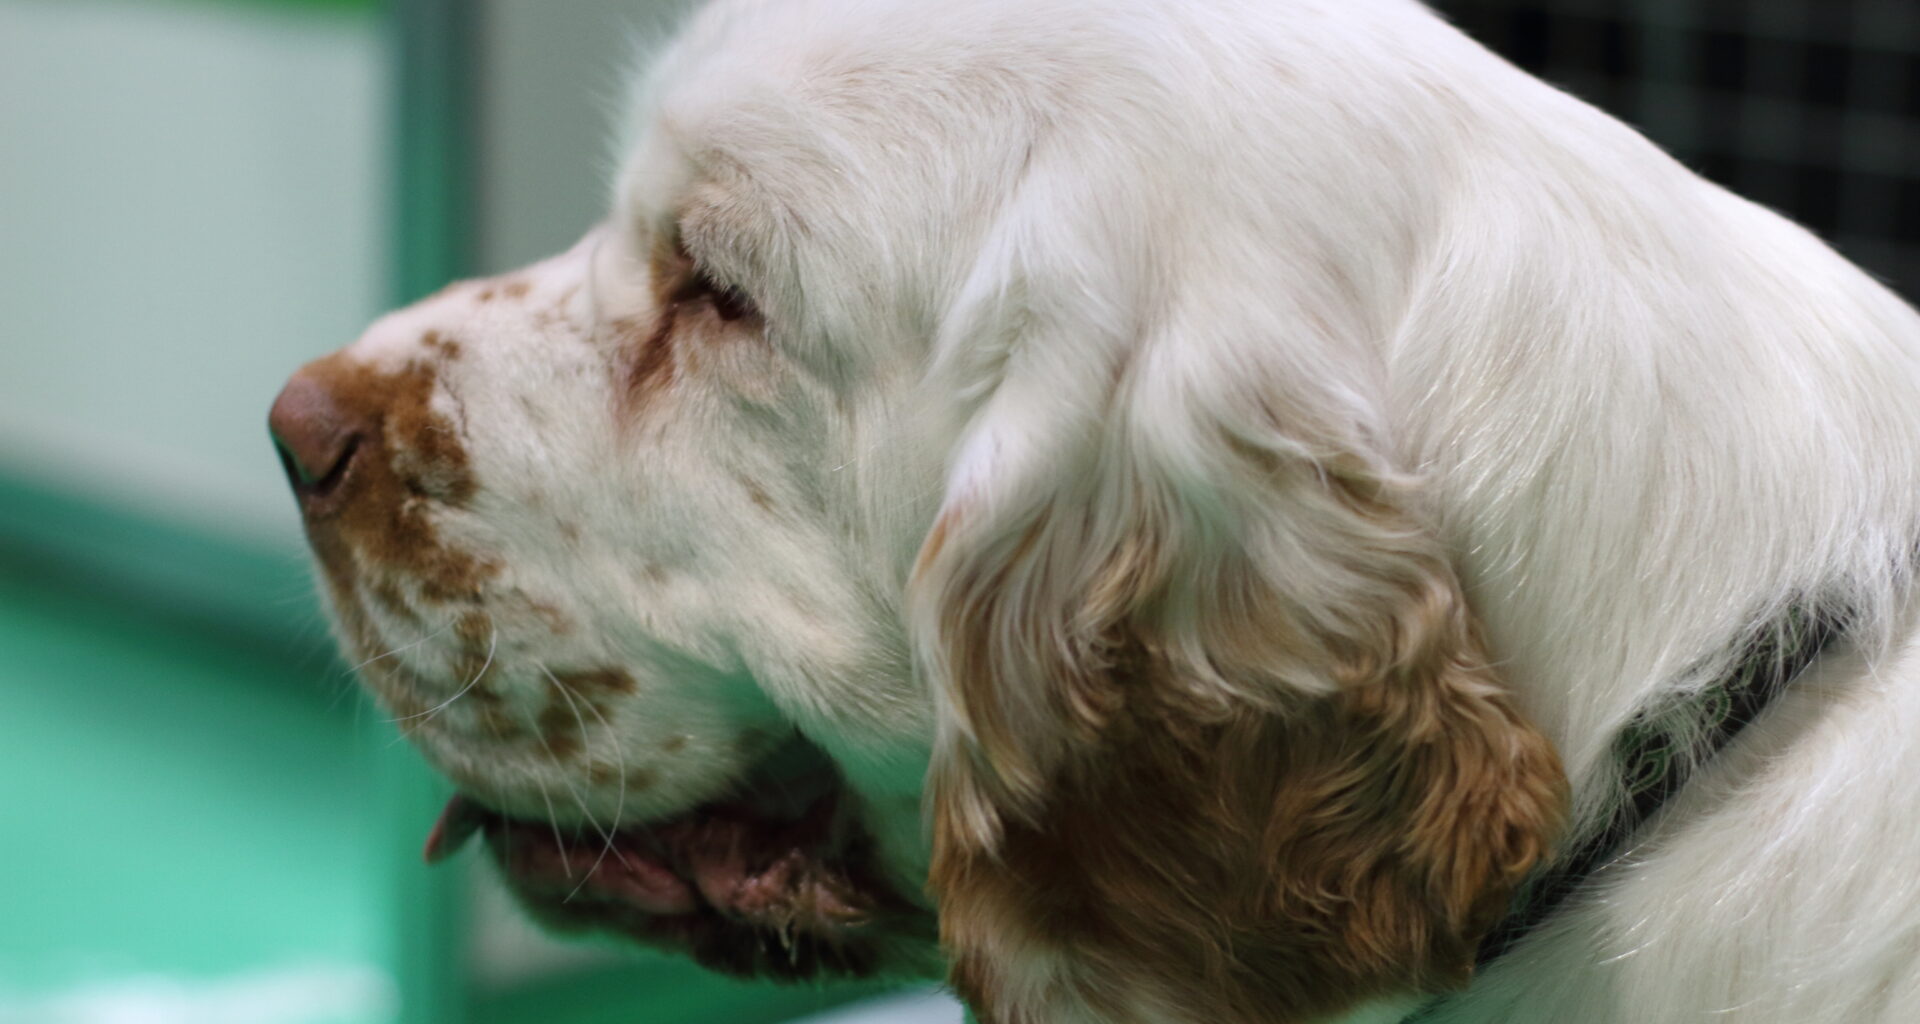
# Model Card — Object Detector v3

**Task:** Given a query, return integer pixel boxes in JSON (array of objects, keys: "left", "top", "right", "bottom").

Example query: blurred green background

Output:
[{"left": 0, "top": 1, "right": 960, "bottom": 1021}]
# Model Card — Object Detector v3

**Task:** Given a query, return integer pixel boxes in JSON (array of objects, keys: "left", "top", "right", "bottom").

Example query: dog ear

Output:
[{"left": 910, "top": 239, "right": 1566, "bottom": 1024}]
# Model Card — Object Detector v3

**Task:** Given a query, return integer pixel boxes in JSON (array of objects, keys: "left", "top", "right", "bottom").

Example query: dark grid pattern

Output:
[{"left": 1431, "top": 0, "right": 1920, "bottom": 299}]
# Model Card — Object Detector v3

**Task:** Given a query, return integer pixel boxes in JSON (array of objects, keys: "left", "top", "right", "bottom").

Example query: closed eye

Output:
[
  {"left": 663, "top": 232, "right": 757, "bottom": 324},
  {"left": 682, "top": 266, "right": 756, "bottom": 322}
]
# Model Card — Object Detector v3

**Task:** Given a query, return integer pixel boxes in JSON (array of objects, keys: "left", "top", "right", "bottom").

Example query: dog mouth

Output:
[{"left": 422, "top": 740, "right": 925, "bottom": 980}]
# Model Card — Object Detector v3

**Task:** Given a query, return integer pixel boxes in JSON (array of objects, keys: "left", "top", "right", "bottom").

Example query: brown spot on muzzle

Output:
[
  {"left": 421, "top": 330, "right": 463, "bottom": 359},
  {"left": 534, "top": 668, "right": 633, "bottom": 760},
  {"left": 290, "top": 352, "right": 498, "bottom": 658},
  {"left": 367, "top": 578, "right": 423, "bottom": 626},
  {"left": 473, "top": 692, "right": 530, "bottom": 742},
  {"left": 586, "top": 761, "right": 622, "bottom": 786},
  {"left": 553, "top": 668, "right": 638, "bottom": 698},
  {"left": 455, "top": 611, "right": 494, "bottom": 649},
  {"left": 538, "top": 701, "right": 585, "bottom": 761}
]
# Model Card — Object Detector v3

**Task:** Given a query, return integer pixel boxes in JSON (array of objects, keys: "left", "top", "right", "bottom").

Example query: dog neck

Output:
[{"left": 1473, "top": 598, "right": 1855, "bottom": 966}]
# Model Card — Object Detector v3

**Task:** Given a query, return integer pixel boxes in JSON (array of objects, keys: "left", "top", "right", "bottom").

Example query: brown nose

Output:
[{"left": 269, "top": 370, "right": 364, "bottom": 503}]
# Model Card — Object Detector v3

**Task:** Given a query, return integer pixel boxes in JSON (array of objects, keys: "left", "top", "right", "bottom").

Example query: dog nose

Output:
[{"left": 269, "top": 370, "right": 364, "bottom": 503}]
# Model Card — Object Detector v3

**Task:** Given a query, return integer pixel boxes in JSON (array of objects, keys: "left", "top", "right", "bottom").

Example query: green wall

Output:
[{"left": 0, "top": 2, "right": 956, "bottom": 1020}]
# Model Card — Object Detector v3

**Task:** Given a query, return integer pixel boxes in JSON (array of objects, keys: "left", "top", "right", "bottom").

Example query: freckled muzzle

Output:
[
  {"left": 269, "top": 317, "right": 934, "bottom": 980},
  {"left": 268, "top": 349, "right": 495, "bottom": 654}
]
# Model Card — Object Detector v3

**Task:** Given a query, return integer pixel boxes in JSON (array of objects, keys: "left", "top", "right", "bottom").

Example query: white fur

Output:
[{"left": 334, "top": 0, "right": 1920, "bottom": 1020}]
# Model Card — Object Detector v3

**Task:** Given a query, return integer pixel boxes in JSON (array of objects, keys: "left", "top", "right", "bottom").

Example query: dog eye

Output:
[
  {"left": 668, "top": 257, "right": 756, "bottom": 323},
  {"left": 694, "top": 268, "right": 756, "bottom": 322}
]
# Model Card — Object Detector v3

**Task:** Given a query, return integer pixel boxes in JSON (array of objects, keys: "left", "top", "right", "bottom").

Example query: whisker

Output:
[
  {"left": 544, "top": 669, "right": 636, "bottom": 901},
  {"left": 523, "top": 671, "right": 621, "bottom": 901},
  {"left": 392, "top": 626, "right": 498, "bottom": 725},
  {"left": 530, "top": 713, "right": 602, "bottom": 845},
  {"left": 831, "top": 436, "right": 891, "bottom": 473},
  {"left": 558, "top": 670, "right": 636, "bottom": 873},
  {"left": 350, "top": 620, "right": 455, "bottom": 673},
  {"left": 524, "top": 781, "right": 574, "bottom": 882},
  {"left": 869, "top": 482, "right": 945, "bottom": 519},
  {"left": 382, "top": 663, "right": 441, "bottom": 749}
]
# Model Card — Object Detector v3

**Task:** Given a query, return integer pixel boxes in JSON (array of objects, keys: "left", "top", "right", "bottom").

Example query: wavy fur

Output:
[{"left": 300, "top": 0, "right": 1920, "bottom": 1020}]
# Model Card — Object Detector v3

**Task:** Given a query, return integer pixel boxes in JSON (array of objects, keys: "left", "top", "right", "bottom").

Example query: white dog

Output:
[{"left": 269, "top": 0, "right": 1920, "bottom": 1021}]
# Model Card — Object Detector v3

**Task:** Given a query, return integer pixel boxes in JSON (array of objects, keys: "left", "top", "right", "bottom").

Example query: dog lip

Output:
[
  {"left": 437, "top": 783, "right": 897, "bottom": 927},
  {"left": 486, "top": 808, "right": 704, "bottom": 917},
  {"left": 420, "top": 738, "right": 923, "bottom": 977},
  {"left": 423, "top": 793, "right": 489, "bottom": 864},
  {"left": 433, "top": 792, "right": 707, "bottom": 915}
]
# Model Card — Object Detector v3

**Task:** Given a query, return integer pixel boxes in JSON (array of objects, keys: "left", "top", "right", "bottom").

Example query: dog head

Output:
[{"left": 272, "top": 0, "right": 1564, "bottom": 1016}]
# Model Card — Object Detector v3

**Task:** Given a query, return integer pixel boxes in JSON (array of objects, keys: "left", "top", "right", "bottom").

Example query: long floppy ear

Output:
[{"left": 910, "top": 233, "right": 1567, "bottom": 1024}]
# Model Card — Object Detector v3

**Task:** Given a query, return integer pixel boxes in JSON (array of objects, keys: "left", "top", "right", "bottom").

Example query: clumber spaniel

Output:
[{"left": 268, "top": 1, "right": 1920, "bottom": 1021}]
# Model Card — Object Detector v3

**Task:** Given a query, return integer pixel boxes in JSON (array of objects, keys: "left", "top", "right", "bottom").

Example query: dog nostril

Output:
[
  {"left": 272, "top": 430, "right": 360, "bottom": 494},
  {"left": 268, "top": 371, "right": 364, "bottom": 503}
]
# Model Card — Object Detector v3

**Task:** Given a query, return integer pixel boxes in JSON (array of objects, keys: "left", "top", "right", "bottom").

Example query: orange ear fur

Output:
[{"left": 918, "top": 464, "right": 1567, "bottom": 1024}]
